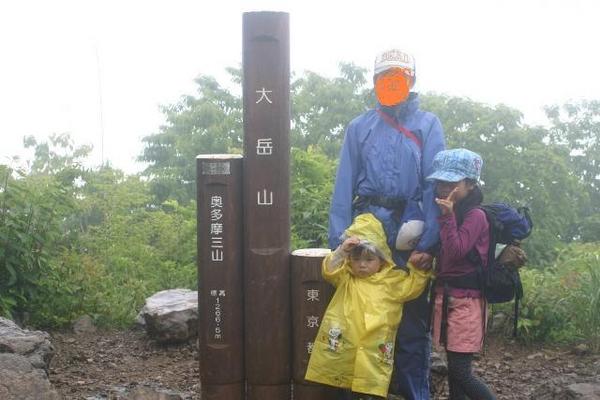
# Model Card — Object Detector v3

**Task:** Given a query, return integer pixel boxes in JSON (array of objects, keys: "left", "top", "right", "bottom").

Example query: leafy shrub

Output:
[
  {"left": 290, "top": 147, "right": 335, "bottom": 250},
  {"left": 28, "top": 186, "right": 197, "bottom": 328},
  {"left": 0, "top": 166, "right": 73, "bottom": 319},
  {"left": 515, "top": 243, "right": 600, "bottom": 350}
]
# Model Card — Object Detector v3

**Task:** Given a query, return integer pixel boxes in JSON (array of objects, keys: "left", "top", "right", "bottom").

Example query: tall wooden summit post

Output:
[{"left": 242, "top": 11, "right": 291, "bottom": 400}]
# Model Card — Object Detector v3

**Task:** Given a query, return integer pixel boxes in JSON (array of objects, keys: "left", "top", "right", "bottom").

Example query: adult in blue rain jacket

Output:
[{"left": 328, "top": 48, "right": 445, "bottom": 400}]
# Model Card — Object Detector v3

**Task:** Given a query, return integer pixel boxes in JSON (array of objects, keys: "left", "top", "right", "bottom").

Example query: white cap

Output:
[
  {"left": 395, "top": 220, "right": 425, "bottom": 251},
  {"left": 374, "top": 49, "right": 416, "bottom": 77}
]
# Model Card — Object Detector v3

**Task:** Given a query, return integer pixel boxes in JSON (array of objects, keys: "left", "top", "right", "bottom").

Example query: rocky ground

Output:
[
  {"left": 48, "top": 328, "right": 600, "bottom": 399},
  {"left": 429, "top": 338, "right": 600, "bottom": 399},
  {"left": 49, "top": 328, "right": 198, "bottom": 399}
]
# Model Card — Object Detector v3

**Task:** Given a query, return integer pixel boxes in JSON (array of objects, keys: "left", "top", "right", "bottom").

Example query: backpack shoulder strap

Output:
[
  {"left": 466, "top": 206, "right": 497, "bottom": 267},
  {"left": 481, "top": 206, "right": 498, "bottom": 265},
  {"left": 376, "top": 109, "right": 423, "bottom": 150}
]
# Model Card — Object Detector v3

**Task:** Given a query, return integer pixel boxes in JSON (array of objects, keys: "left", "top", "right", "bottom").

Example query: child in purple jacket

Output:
[{"left": 427, "top": 148, "right": 497, "bottom": 400}]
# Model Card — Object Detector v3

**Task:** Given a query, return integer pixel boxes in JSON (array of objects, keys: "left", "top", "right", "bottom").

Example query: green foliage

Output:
[
  {"left": 0, "top": 166, "right": 73, "bottom": 318},
  {"left": 139, "top": 73, "right": 242, "bottom": 204},
  {"left": 291, "top": 147, "right": 336, "bottom": 249},
  {"left": 545, "top": 101, "right": 600, "bottom": 218},
  {"left": 291, "top": 63, "right": 371, "bottom": 157},
  {"left": 421, "top": 94, "right": 586, "bottom": 264},
  {"left": 581, "top": 213, "right": 600, "bottom": 242},
  {"left": 24, "top": 133, "right": 92, "bottom": 187},
  {"left": 515, "top": 243, "right": 600, "bottom": 350},
  {"left": 139, "top": 63, "right": 371, "bottom": 204},
  {"left": 28, "top": 172, "right": 197, "bottom": 328}
]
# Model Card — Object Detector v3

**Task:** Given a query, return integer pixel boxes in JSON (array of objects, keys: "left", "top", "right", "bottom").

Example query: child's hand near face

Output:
[
  {"left": 341, "top": 236, "right": 361, "bottom": 254},
  {"left": 327, "top": 236, "right": 362, "bottom": 272},
  {"left": 435, "top": 187, "right": 458, "bottom": 216}
]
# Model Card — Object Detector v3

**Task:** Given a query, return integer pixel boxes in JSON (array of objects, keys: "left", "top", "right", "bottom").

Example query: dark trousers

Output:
[
  {"left": 389, "top": 288, "right": 431, "bottom": 400},
  {"left": 446, "top": 351, "right": 496, "bottom": 400}
]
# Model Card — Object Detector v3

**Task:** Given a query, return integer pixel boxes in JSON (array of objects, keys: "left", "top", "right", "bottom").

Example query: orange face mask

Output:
[{"left": 374, "top": 68, "right": 412, "bottom": 106}]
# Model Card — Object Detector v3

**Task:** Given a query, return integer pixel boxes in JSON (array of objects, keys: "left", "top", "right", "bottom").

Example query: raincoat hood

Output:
[{"left": 342, "top": 213, "right": 393, "bottom": 267}]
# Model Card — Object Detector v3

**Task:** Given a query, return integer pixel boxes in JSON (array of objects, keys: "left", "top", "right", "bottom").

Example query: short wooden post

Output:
[{"left": 291, "top": 248, "right": 339, "bottom": 399}]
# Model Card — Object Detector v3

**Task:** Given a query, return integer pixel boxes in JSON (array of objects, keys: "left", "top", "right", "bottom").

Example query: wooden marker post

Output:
[
  {"left": 291, "top": 249, "right": 338, "bottom": 399},
  {"left": 242, "top": 11, "right": 291, "bottom": 400},
  {"left": 197, "top": 155, "right": 244, "bottom": 400}
]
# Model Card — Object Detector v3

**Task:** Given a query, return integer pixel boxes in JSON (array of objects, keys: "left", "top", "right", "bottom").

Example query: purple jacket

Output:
[{"left": 436, "top": 208, "right": 490, "bottom": 298}]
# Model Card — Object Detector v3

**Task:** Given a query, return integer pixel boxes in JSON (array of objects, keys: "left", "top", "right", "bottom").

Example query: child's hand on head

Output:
[
  {"left": 435, "top": 187, "right": 458, "bottom": 216},
  {"left": 341, "top": 236, "right": 360, "bottom": 253}
]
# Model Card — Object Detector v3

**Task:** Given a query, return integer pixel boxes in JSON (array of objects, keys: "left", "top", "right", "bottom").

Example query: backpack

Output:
[
  {"left": 435, "top": 203, "right": 533, "bottom": 344},
  {"left": 474, "top": 204, "right": 532, "bottom": 296},
  {"left": 469, "top": 203, "right": 533, "bottom": 336}
]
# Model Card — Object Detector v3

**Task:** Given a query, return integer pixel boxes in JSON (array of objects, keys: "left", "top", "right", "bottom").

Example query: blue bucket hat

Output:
[{"left": 426, "top": 148, "right": 483, "bottom": 182}]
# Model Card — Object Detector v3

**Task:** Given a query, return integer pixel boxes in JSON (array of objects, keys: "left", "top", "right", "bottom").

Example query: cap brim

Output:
[
  {"left": 374, "top": 65, "right": 393, "bottom": 76},
  {"left": 374, "top": 65, "right": 414, "bottom": 77},
  {"left": 426, "top": 170, "right": 466, "bottom": 182}
]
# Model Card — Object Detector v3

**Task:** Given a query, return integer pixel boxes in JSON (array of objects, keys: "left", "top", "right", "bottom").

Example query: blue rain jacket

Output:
[{"left": 328, "top": 94, "right": 446, "bottom": 258}]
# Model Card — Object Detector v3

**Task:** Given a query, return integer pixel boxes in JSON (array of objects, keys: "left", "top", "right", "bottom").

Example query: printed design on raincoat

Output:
[
  {"left": 305, "top": 213, "right": 431, "bottom": 398},
  {"left": 327, "top": 325, "right": 343, "bottom": 353},
  {"left": 378, "top": 342, "right": 394, "bottom": 365}
]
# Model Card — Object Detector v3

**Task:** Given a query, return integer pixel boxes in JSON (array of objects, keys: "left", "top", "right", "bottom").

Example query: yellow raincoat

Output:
[{"left": 305, "top": 213, "right": 431, "bottom": 397}]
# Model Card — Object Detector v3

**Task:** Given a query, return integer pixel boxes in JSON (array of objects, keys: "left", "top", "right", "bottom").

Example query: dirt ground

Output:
[{"left": 48, "top": 328, "right": 600, "bottom": 399}]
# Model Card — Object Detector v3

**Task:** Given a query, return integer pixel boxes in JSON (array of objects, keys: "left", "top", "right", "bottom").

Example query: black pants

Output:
[{"left": 446, "top": 351, "right": 496, "bottom": 400}]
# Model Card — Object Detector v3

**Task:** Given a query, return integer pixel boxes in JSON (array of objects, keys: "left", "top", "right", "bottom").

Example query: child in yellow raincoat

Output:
[{"left": 305, "top": 213, "right": 431, "bottom": 399}]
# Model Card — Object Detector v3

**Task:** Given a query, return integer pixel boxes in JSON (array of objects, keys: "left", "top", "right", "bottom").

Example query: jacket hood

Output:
[{"left": 342, "top": 213, "right": 394, "bottom": 268}]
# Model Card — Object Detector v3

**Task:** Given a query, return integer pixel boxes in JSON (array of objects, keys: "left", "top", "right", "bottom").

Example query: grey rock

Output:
[
  {"left": 429, "top": 350, "right": 448, "bottom": 398},
  {"left": 138, "top": 289, "right": 198, "bottom": 343},
  {"left": 527, "top": 351, "right": 544, "bottom": 360},
  {"left": 0, "top": 353, "right": 60, "bottom": 400},
  {"left": 431, "top": 350, "right": 448, "bottom": 374},
  {"left": 0, "top": 317, "right": 54, "bottom": 370},
  {"left": 128, "top": 387, "right": 184, "bottom": 400},
  {"left": 488, "top": 312, "right": 508, "bottom": 334},
  {"left": 85, "top": 385, "right": 191, "bottom": 400},
  {"left": 530, "top": 376, "right": 600, "bottom": 400},
  {"left": 135, "top": 311, "right": 146, "bottom": 327},
  {"left": 72, "top": 315, "right": 97, "bottom": 335},
  {"left": 566, "top": 382, "right": 600, "bottom": 399},
  {"left": 593, "top": 359, "right": 600, "bottom": 377},
  {"left": 573, "top": 343, "right": 591, "bottom": 356}
]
